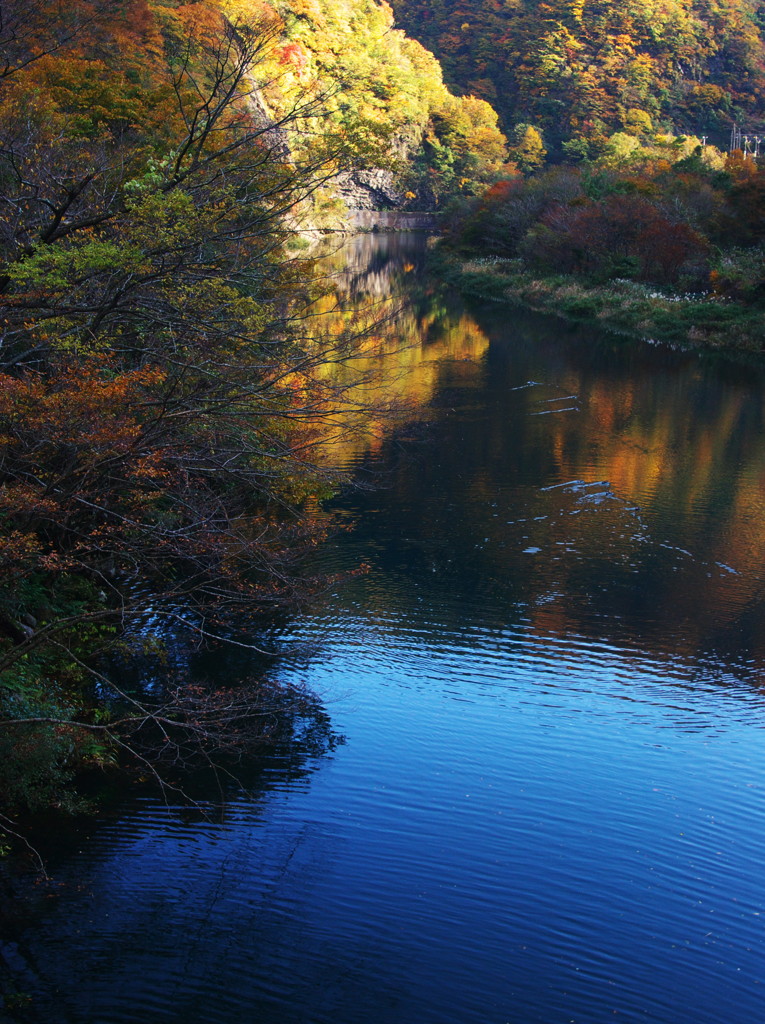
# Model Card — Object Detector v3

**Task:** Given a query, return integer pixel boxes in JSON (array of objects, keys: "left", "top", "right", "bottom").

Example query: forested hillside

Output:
[{"left": 390, "top": 0, "right": 765, "bottom": 159}]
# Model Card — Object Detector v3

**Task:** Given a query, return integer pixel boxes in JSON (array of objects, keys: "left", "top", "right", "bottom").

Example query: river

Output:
[{"left": 3, "top": 234, "right": 765, "bottom": 1024}]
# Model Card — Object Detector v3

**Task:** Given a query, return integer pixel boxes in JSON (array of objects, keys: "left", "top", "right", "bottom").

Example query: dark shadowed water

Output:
[{"left": 4, "top": 235, "right": 765, "bottom": 1024}]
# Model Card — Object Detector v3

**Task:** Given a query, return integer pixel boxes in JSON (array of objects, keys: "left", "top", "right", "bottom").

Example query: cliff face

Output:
[{"left": 333, "top": 170, "right": 404, "bottom": 210}]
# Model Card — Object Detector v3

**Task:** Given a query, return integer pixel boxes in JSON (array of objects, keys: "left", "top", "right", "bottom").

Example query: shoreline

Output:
[{"left": 434, "top": 251, "right": 765, "bottom": 353}]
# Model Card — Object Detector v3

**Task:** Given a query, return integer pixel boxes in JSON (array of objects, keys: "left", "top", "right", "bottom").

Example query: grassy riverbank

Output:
[{"left": 433, "top": 252, "right": 765, "bottom": 352}]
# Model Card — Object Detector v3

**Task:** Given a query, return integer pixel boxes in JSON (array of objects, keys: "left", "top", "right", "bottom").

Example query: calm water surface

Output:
[{"left": 5, "top": 235, "right": 765, "bottom": 1024}]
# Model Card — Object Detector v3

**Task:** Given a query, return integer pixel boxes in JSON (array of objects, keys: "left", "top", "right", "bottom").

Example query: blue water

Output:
[{"left": 4, "top": 235, "right": 765, "bottom": 1024}]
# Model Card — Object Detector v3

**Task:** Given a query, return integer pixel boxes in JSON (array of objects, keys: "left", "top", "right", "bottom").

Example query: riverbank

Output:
[{"left": 434, "top": 252, "right": 765, "bottom": 352}]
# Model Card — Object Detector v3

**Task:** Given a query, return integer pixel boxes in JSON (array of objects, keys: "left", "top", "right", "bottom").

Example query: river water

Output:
[{"left": 4, "top": 235, "right": 765, "bottom": 1024}]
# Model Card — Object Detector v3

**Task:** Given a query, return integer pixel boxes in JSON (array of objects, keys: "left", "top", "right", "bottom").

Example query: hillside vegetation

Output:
[
  {"left": 245, "top": 0, "right": 508, "bottom": 206},
  {"left": 390, "top": 0, "right": 765, "bottom": 159},
  {"left": 382, "top": 0, "right": 765, "bottom": 347}
]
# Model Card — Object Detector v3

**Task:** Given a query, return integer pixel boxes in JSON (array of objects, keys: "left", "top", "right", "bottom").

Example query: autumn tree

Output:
[
  {"left": 0, "top": 0, "right": 369, "bottom": 833},
  {"left": 508, "top": 124, "right": 547, "bottom": 174}
]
